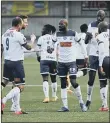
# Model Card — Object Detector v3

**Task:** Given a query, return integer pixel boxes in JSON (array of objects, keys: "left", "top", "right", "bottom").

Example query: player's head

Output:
[
  {"left": 97, "top": 10, "right": 105, "bottom": 23},
  {"left": 80, "top": 24, "right": 88, "bottom": 33},
  {"left": 42, "top": 24, "right": 52, "bottom": 35},
  {"left": 51, "top": 26, "right": 56, "bottom": 35},
  {"left": 12, "top": 17, "right": 23, "bottom": 31},
  {"left": 98, "top": 21, "right": 108, "bottom": 34},
  {"left": 17, "top": 15, "right": 28, "bottom": 29},
  {"left": 59, "top": 19, "right": 68, "bottom": 32}
]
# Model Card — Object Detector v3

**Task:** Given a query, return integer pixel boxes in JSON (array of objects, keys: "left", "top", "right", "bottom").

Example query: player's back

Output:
[
  {"left": 76, "top": 33, "right": 87, "bottom": 59},
  {"left": 37, "top": 34, "right": 57, "bottom": 61},
  {"left": 97, "top": 31, "right": 109, "bottom": 57},
  {"left": 2, "top": 28, "right": 24, "bottom": 61},
  {"left": 88, "top": 21, "right": 99, "bottom": 56}
]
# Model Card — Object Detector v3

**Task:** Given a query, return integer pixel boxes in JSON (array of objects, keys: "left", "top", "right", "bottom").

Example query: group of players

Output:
[{"left": 1, "top": 9, "right": 109, "bottom": 115}]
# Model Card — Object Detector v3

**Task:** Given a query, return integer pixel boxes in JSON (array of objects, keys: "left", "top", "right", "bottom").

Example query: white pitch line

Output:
[{"left": 6, "top": 84, "right": 101, "bottom": 87}]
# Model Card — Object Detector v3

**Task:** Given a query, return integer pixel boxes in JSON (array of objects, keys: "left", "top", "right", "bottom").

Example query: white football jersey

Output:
[
  {"left": 87, "top": 21, "right": 99, "bottom": 56},
  {"left": 96, "top": 31, "right": 109, "bottom": 66},
  {"left": 37, "top": 34, "right": 57, "bottom": 61},
  {"left": 56, "top": 30, "right": 80, "bottom": 63},
  {"left": 2, "top": 28, "right": 26, "bottom": 61},
  {"left": 76, "top": 33, "right": 88, "bottom": 59}
]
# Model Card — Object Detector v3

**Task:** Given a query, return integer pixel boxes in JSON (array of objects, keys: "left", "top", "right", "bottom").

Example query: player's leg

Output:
[
  {"left": 1, "top": 63, "right": 10, "bottom": 90},
  {"left": 102, "top": 56, "right": 110, "bottom": 79},
  {"left": 57, "top": 62, "right": 69, "bottom": 112},
  {"left": 68, "top": 62, "right": 87, "bottom": 112},
  {"left": 49, "top": 61, "right": 58, "bottom": 101},
  {"left": 40, "top": 60, "right": 50, "bottom": 103},
  {"left": 86, "top": 56, "right": 98, "bottom": 109},
  {"left": 76, "top": 59, "right": 87, "bottom": 78},
  {"left": 98, "top": 69, "right": 109, "bottom": 111}
]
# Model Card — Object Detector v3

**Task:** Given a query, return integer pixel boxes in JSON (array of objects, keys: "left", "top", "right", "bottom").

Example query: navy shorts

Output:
[
  {"left": 76, "top": 59, "right": 87, "bottom": 70},
  {"left": 57, "top": 62, "right": 77, "bottom": 77},
  {"left": 3, "top": 60, "right": 25, "bottom": 85},
  {"left": 89, "top": 56, "right": 99, "bottom": 71},
  {"left": 102, "top": 56, "right": 110, "bottom": 79},
  {"left": 40, "top": 60, "right": 57, "bottom": 75}
]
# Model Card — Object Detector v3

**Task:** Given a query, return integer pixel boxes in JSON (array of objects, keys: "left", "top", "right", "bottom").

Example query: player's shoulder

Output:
[
  {"left": 89, "top": 20, "right": 98, "bottom": 27},
  {"left": 67, "top": 29, "right": 76, "bottom": 36}
]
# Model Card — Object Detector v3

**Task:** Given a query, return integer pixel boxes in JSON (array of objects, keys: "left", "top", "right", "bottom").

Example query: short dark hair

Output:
[
  {"left": 17, "top": 15, "right": 28, "bottom": 20},
  {"left": 12, "top": 17, "right": 22, "bottom": 27},
  {"left": 80, "top": 24, "right": 88, "bottom": 33}
]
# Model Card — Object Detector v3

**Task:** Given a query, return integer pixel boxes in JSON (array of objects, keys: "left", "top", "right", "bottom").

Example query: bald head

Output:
[
  {"left": 97, "top": 10, "right": 105, "bottom": 23},
  {"left": 98, "top": 21, "right": 108, "bottom": 33},
  {"left": 59, "top": 19, "right": 68, "bottom": 31}
]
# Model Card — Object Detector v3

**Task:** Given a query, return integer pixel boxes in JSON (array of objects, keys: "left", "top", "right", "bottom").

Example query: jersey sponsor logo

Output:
[{"left": 60, "top": 42, "right": 72, "bottom": 47}]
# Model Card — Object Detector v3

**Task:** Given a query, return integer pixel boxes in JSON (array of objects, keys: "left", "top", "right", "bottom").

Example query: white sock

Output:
[
  {"left": 61, "top": 88, "right": 68, "bottom": 108},
  {"left": 2, "top": 87, "right": 20, "bottom": 104},
  {"left": 100, "top": 87, "right": 107, "bottom": 107},
  {"left": 74, "top": 85, "right": 84, "bottom": 104},
  {"left": 76, "top": 71, "right": 83, "bottom": 78},
  {"left": 51, "top": 82, "right": 57, "bottom": 97},
  {"left": 2, "top": 86, "right": 4, "bottom": 90},
  {"left": 43, "top": 81, "right": 49, "bottom": 98},
  {"left": 13, "top": 92, "right": 21, "bottom": 112},
  {"left": 87, "top": 84, "right": 93, "bottom": 101}
]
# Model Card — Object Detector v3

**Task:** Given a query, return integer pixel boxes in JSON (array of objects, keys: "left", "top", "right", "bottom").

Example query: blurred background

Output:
[{"left": 1, "top": 1, "right": 110, "bottom": 39}]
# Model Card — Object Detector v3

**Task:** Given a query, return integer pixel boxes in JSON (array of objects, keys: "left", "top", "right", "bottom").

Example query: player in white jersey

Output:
[
  {"left": 56, "top": 19, "right": 87, "bottom": 112},
  {"left": 36, "top": 24, "right": 58, "bottom": 103},
  {"left": 67, "top": 24, "right": 88, "bottom": 93},
  {"left": 85, "top": 10, "right": 108, "bottom": 110},
  {"left": 1, "top": 17, "right": 36, "bottom": 115},
  {"left": 1, "top": 15, "right": 29, "bottom": 112},
  {"left": 96, "top": 21, "right": 109, "bottom": 111}
]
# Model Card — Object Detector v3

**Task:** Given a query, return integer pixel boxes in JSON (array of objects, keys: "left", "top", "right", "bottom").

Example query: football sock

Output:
[
  {"left": 2, "top": 87, "right": 20, "bottom": 104},
  {"left": 61, "top": 88, "right": 68, "bottom": 108},
  {"left": 43, "top": 81, "right": 49, "bottom": 98},
  {"left": 87, "top": 84, "right": 93, "bottom": 101},
  {"left": 51, "top": 82, "right": 57, "bottom": 97},
  {"left": 100, "top": 87, "right": 107, "bottom": 107},
  {"left": 74, "top": 85, "right": 84, "bottom": 104}
]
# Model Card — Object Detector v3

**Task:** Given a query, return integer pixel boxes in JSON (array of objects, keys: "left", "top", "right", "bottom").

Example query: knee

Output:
[
  {"left": 82, "top": 69, "right": 87, "bottom": 76},
  {"left": 50, "top": 75, "right": 56, "bottom": 83},
  {"left": 100, "top": 80, "right": 107, "bottom": 89},
  {"left": 17, "top": 85, "right": 25, "bottom": 92},
  {"left": 70, "top": 76, "right": 78, "bottom": 88},
  {"left": 60, "top": 77, "right": 67, "bottom": 89}
]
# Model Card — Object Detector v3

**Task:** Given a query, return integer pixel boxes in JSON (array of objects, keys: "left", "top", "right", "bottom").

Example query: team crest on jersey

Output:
[
  {"left": 47, "top": 41, "right": 49, "bottom": 44},
  {"left": 63, "top": 36, "right": 67, "bottom": 40}
]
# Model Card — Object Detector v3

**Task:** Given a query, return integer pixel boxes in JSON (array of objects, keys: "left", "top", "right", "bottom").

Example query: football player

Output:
[
  {"left": 1, "top": 17, "right": 36, "bottom": 115},
  {"left": 96, "top": 21, "right": 109, "bottom": 111},
  {"left": 56, "top": 19, "right": 87, "bottom": 112},
  {"left": 36, "top": 24, "right": 58, "bottom": 103},
  {"left": 67, "top": 24, "right": 88, "bottom": 93},
  {"left": 85, "top": 10, "right": 108, "bottom": 110}
]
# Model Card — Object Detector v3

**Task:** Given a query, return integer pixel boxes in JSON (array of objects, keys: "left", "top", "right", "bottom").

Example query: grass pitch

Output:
[{"left": 2, "top": 58, "right": 109, "bottom": 122}]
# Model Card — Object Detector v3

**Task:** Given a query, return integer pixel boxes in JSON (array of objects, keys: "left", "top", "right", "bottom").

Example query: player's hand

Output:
[
  {"left": 99, "top": 66, "right": 105, "bottom": 76},
  {"left": 37, "top": 56, "right": 41, "bottom": 62},
  {"left": 84, "top": 57, "right": 88, "bottom": 67},
  {"left": 30, "top": 34, "right": 36, "bottom": 43},
  {"left": 85, "top": 32, "right": 93, "bottom": 44}
]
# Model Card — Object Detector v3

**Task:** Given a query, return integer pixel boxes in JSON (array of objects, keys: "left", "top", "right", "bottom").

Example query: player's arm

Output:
[
  {"left": 97, "top": 39, "right": 105, "bottom": 75},
  {"left": 1, "top": 44, "right": 4, "bottom": 58},
  {"left": 22, "top": 34, "right": 36, "bottom": 50},
  {"left": 85, "top": 24, "right": 93, "bottom": 44},
  {"left": 74, "top": 31, "right": 81, "bottom": 42},
  {"left": 36, "top": 37, "right": 42, "bottom": 62}
]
